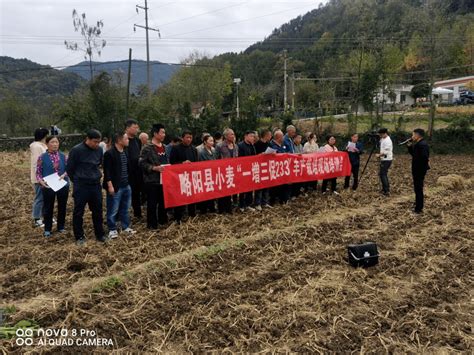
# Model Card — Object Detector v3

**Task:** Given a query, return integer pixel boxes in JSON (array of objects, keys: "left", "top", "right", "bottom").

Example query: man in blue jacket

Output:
[
  {"left": 269, "top": 130, "right": 290, "bottom": 204},
  {"left": 283, "top": 125, "right": 296, "bottom": 153},
  {"left": 344, "top": 133, "right": 363, "bottom": 191},
  {"left": 66, "top": 129, "right": 106, "bottom": 245}
]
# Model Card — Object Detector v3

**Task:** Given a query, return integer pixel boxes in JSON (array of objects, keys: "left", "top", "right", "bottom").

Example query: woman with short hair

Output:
[
  {"left": 198, "top": 134, "right": 217, "bottom": 213},
  {"left": 36, "top": 136, "right": 69, "bottom": 237},
  {"left": 320, "top": 135, "right": 339, "bottom": 195}
]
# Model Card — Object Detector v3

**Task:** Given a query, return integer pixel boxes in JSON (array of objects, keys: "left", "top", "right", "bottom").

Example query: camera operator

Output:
[
  {"left": 407, "top": 128, "right": 430, "bottom": 214},
  {"left": 375, "top": 128, "right": 393, "bottom": 196}
]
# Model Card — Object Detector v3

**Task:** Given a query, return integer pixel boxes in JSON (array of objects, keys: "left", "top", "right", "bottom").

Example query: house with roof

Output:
[{"left": 434, "top": 75, "right": 474, "bottom": 103}]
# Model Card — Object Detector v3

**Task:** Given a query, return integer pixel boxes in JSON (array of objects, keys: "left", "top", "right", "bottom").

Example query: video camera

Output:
[
  {"left": 50, "top": 125, "right": 61, "bottom": 136},
  {"left": 366, "top": 131, "right": 380, "bottom": 144}
]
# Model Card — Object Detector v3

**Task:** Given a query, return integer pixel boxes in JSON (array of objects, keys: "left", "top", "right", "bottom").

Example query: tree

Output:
[
  {"left": 156, "top": 53, "right": 233, "bottom": 123},
  {"left": 55, "top": 73, "right": 125, "bottom": 137},
  {"left": 411, "top": 83, "right": 431, "bottom": 102},
  {"left": 65, "top": 9, "right": 106, "bottom": 81},
  {"left": 0, "top": 95, "right": 39, "bottom": 136},
  {"left": 467, "top": 81, "right": 474, "bottom": 91}
]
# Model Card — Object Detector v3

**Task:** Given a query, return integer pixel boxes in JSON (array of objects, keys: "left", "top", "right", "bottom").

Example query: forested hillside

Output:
[
  {"left": 211, "top": 0, "right": 473, "bottom": 115},
  {"left": 0, "top": 57, "right": 85, "bottom": 136},
  {"left": 1, "top": 0, "right": 472, "bottom": 137}
]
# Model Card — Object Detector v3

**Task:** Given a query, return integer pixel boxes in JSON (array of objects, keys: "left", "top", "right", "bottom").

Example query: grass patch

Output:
[
  {"left": 92, "top": 276, "right": 123, "bottom": 293},
  {"left": 164, "top": 259, "right": 178, "bottom": 269},
  {"left": 194, "top": 242, "right": 230, "bottom": 260},
  {"left": 0, "top": 319, "right": 39, "bottom": 339},
  {"left": 1, "top": 305, "right": 17, "bottom": 314}
]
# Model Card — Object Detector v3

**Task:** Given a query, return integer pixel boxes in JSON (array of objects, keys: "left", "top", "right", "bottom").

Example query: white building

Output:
[
  {"left": 375, "top": 84, "right": 415, "bottom": 107},
  {"left": 434, "top": 75, "right": 474, "bottom": 103}
]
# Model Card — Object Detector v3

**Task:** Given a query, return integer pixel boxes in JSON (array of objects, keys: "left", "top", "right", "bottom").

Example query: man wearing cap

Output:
[{"left": 407, "top": 128, "right": 430, "bottom": 214}]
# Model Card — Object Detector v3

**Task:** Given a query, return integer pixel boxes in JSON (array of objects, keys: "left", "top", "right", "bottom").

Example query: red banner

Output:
[{"left": 162, "top": 152, "right": 351, "bottom": 208}]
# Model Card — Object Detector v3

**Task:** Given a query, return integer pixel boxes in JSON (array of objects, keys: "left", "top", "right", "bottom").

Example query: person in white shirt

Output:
[
  {"left": 376, "top": 128, "right": 393, "bottom": 196},
  {"left": 321, "top": 135, "right": 339, "bottom": 195},
  {"left": 30, "top": 128, "right": 49, "bottom": 227},
  {"left": 303, "top": 133, "right": 319, "bottom": 153}
]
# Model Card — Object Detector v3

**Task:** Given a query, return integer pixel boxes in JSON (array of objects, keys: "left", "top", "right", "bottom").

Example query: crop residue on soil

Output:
[{"left": 0, "top": 152, "right": 473, "bottom": 352}]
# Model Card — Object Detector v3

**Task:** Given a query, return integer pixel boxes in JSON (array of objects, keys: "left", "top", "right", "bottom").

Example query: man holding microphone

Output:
[{"left": 406, "top": 128, "right": 430, "bottom": 214}]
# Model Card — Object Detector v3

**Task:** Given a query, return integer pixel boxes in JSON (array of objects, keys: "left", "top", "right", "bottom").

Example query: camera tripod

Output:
[{"left": 358, "top": 136, "right": 379, "bottom": 184}]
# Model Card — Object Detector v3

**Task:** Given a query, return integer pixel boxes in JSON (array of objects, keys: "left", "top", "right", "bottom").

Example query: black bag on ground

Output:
[{"left": 347, "top": 242, "right": 379, "bottom": 267}]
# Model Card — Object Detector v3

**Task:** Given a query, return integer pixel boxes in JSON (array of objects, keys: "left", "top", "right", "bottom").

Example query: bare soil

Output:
[{"left": 0, "top": 151, "right": 473, "bottom": 353}]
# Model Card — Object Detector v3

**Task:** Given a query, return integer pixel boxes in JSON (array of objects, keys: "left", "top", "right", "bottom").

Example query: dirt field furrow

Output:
[{"left": 1, "top": 153, "right": 473, "bottom": 353}]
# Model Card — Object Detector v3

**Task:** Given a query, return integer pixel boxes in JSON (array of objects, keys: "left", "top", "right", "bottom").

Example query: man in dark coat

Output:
[
  {"left": 169, "top": 131, "right": 199, "bottom": 223},
  {"left": 407, "top": 128, "right": 430, "bottom": 214},
  {"left": 139, "top": 124, "right": 169, "bottom": 229},
  {"left": 344, "top": 133, "right": 363, "bottom": 191},
  {"left": 103, "top": 131, "right": 136, "bottom": 239},
  {"left": 124, "top": 119, "right": 143, "bottom": 219},
  {"left": 66, "top": 129, "right": 106, "bottom": 245},
  {"left": 237, "top": 131, "right": 257, "bottom": 212}
]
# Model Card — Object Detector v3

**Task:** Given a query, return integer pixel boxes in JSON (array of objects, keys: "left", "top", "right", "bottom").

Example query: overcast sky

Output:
[{"left": 0, "top": 0, "right": 327, "bottom": 67}]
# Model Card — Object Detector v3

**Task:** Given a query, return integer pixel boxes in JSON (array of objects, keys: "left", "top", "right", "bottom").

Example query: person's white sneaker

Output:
[
  {"left": 123, "top": 228, "right": 137, "bottom": 235},
  {"left": 255, "top": 205, "right": 262, "bottom": 211},
  {"left": 239, "top": 208, "right": 245, "bottom": 213},
  {"left": 333, "top": 191, "right": 340, "bottom": 196},
  {"left": 263, "top": 204, "right": 273, "bottom": 209},
  {"left": 33, "top": 219, "right": 44, "bottom": 228},
  {"left": 108, "top": 230, "right": 119, "bottom": 239},
  {"left": 246, "top": 206, "right": 256, "bottom": 212}
]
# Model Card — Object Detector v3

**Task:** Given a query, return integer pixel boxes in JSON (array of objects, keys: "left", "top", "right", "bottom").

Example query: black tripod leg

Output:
[{"left": 359, "top": 145, "right": 377, "bottom": 184}]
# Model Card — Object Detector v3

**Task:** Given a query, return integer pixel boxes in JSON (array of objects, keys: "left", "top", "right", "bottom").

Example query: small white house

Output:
[
  {"left": 375, "top": 84, "right": 415, "bottom": 107},
  {"left": 434, "top": 75, "right": 474, "bottom": 103}
]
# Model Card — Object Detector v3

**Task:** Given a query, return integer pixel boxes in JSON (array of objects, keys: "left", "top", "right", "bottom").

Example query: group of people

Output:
[{"left": 30, "top": 119, "right": 430, "bottom": 245}]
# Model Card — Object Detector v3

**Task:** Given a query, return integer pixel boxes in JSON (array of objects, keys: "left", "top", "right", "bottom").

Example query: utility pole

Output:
[
  {"left": 126, "top": 48, "right": 132, "bottom": 119},
  {"left": 134, "top": 0, "right": 160, "bottom": 96},
  {"left": 283, "top": 50, "right": 288, "bottom": 112},
  {"left": 427, "top": 0, "right": 437, "bottom": 138},
  {"left": 291, "top": 72, "right": 295, "bottom": 111},
  {"left": 234, "top": 78, "right": 241, "bottom": 118}
]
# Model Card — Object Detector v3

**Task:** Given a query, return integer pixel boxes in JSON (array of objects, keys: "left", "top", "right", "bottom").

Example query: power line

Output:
[
  {"left": 1, "top": 60, "right": 472, "bottom": 76},
  {"left": 161, "top": 3, "right": 317, "bottom": 39},
  {"left": 155, "top": 2, "right": 248, "bottom": 28},
  {"left": 134, "top": 0, "right": 161, "bottom": 94}
]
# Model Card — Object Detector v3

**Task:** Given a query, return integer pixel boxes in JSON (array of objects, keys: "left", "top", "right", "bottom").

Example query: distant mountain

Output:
[
  {"left": 0, "top": 56, "right": 85, "bottom": 100},
  {"left": 64, "top": 60, "right": 178, "bottom": 92}
]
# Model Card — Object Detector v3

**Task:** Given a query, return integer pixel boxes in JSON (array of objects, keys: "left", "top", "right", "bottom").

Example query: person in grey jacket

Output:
[
  {"left": 139, "top": 124, "right": 168, "bottom": 229},
  {"left": 198, "top": 134, "right": 217, "bottom": 214},
  {"left": 215, "top": 128, "right": 238, "bottom": 214}
]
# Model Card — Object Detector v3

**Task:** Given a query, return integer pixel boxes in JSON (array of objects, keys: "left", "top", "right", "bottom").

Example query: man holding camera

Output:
[
  {"left": 376, "top": 128, "right": 393, "bottom": 196},
  {"left": 407, "top": 128, "right": 430, "bottom": 214}
]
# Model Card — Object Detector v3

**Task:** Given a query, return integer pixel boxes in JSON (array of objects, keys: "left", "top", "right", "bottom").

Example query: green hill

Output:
[
  {"left": 0, "top": 56, "right": 85, "bottom": 103},
  {"left": 64, "top": 60, "right": 178, "bottom": 92}
]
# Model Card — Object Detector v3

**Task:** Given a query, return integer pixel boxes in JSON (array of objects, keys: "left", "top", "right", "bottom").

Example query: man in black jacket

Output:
[
  {"left": 344, "top": 133, "right": 363, "bottom": 191},
  {"left": 103, "top": 131, "right": 137, "bottom": 239},
  {"left": 238, "top": 131, "right": 257, "bottom": 212},
  {"left": 407, "top": 128, "right": 430, "bottom": 214},
  {"left": 254, "top": 129, "right": 272, "bottom": 210},
  {"left": 169, "top": 131, "right": 199, "bottom": 223},
  {"left": 139, "top": 124, "right": 169, "bottom": 229},
  {"left": 66, "top": 129, "right": 106, "bottom": 245},
  {"left": 124, "top": 119, "right": 143, "bottom": 219}
]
